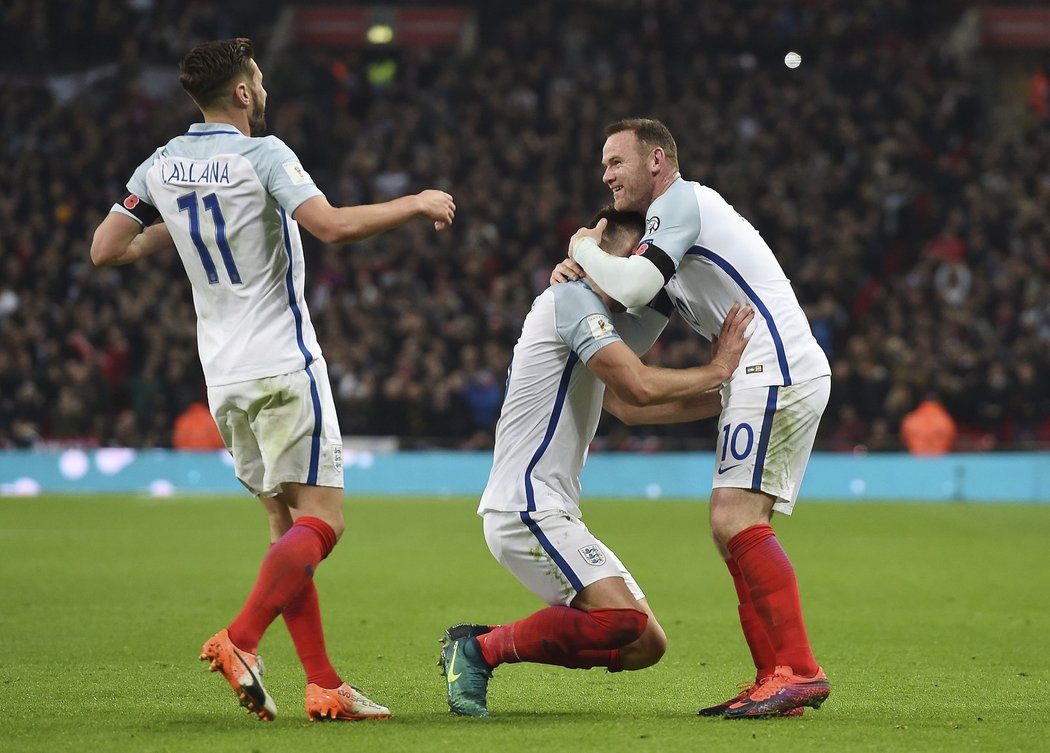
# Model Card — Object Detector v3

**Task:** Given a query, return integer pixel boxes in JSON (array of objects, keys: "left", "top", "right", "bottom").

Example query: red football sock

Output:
[
  {"left": 727, "top": 524, "right": 818, "bottom": 677},
  {"left": 476, "top": 606, "right": 646, "bottom": 670},
  {"left": 568, "top": 649, "right": 624, "bottom": 672},
  {"left": 725, "top": 557, "right": 777, "bottom": 682},
  {"left": 282, "top": 579, "right": 342, "bottom": 688},
  {"left": 227, "top": 516, "right": 338, "bottom": 653}
]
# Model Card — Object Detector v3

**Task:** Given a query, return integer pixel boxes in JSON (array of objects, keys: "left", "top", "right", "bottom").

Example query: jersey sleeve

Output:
[
  {"left": 612, "top": 303, "right": 669, "bottom": 357},
  {"left": 643, "top": 183, "right": 703, "bottom": 266},
  {"left": 257, "top": 136, "right": 324, "bottom": 215},
  {"left": 552, "top": 282, "right": 624, "bottom": 364},
  {"left": 110, "top": 149, "right": 162, "bottom": 227}
]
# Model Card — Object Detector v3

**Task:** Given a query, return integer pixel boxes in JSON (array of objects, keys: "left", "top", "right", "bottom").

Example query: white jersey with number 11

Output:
[{"left": 112, "top": 122, "right": 324, "bottom": 387}]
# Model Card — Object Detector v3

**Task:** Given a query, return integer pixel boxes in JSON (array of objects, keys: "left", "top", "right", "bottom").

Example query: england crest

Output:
[{"left": 578, "top": 544, "right": 606, "bottom": 566}]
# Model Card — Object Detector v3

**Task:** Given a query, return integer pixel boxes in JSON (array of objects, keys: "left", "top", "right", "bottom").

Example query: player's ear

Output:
[
  {"left": 650, "top": 147, "right": 664, "bottom": 173},
  {"left": 234, "top": 80, "right": 250, "bottom": 108}
]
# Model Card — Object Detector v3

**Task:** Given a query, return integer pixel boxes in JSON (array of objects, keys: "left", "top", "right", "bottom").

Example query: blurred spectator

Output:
[
  {"left": 0, "top": 0, "right": 1048, "bottom": 451},
  {"left": 172, "top": 402, "right": 224, "bottom": 451},
  {"left": 1028, "top": 61, "right": 1049, "bottom": 121},
  {"left": 901, "top": 398, "right": 958, "bottom": 456}
]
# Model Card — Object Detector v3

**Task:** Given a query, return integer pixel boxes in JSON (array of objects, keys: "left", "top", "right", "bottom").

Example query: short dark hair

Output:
[
  {"left": 604, "top": 118, "right": 679, "bottom": 171},
  {"left": 589, "top": 205, "right": 645, "bottom": 255},
  {"left": 179, "top": 38, "right": 256, "bottom": 111}
]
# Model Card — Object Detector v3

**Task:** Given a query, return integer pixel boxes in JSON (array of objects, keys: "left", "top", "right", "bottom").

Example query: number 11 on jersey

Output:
[{"left": 177, "top": 191, "right": 242, "bottom": 284}]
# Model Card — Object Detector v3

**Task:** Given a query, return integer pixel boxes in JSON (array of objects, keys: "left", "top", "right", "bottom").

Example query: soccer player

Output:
[
  {"left": 439, "top": 207, "right": 754, "bottom": 717},
  {"left": 90, "top": 38, "right": 455, "bottom": 722},
  {"left": 560, "top": 118, "right": 833, "bottom": 718}
]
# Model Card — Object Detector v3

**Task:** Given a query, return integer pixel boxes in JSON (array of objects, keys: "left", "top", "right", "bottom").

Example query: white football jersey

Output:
[
  {"left": 112, "top": 122, "right": 324, "bottom": 386},
  {"left": 478, "top": 282, "right": 668, "bottom": 518},
  {"left": 645, "top": 178, "right": 830, "bottom": 387}
]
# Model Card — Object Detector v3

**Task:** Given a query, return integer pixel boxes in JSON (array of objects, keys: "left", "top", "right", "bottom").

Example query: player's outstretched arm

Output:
[
  {"left": 567, "top": 219, "right": 664, "bottom": 307},
  {"left": 604, "top": 388, "right": 723, "bottom": 426},
  {"left": 91, "top": 213, "right": 172, "bottom": 267},
  {"left": 593, "top": 303, "right": 753, "bottom": 421},
  {"left": 293, "top": 190, "right": 455, "bottom": 244}
]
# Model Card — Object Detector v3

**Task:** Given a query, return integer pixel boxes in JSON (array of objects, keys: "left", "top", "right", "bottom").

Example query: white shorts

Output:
[
  {"left": 713, "top": 375, "right": 830, "bottom": 515},
  {"left": 483, "top": 509, "right": 644, "bottom": 607},
  {"left": 208, "top": 357, "right": 344, "bottom": 497}
]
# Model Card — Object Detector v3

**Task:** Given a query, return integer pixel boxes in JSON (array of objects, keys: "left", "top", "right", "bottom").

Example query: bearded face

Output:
[{"left": 247, "top": 84, "right": 266, "bottom": 136}]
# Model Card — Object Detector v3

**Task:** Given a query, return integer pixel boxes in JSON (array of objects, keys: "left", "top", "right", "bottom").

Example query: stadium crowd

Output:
[{"left": 1, "top": 0, "right": 1048, "bottom": 451}]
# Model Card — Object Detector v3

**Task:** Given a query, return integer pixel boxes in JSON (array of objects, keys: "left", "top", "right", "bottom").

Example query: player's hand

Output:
[
  {"left": 416, "top": 189, "right": 456, "bottom": 230},
  {"left": 567, "top": 219, "right": 606, "bottom": 259},
  {"left": 550, "top": 258, "right": 585, "bottom": 285},
  {"left": 710, "top": 303, "right": 754, "bottom": 378}
]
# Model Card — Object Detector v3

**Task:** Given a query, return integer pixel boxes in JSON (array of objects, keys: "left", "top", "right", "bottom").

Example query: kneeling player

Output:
[{"left": 439, "top": 208, "right": 754, "bottom": 716}]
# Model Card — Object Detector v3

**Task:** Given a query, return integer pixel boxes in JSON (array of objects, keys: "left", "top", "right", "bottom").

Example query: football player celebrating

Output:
[{"left": 440, "top": 207, "right": 752, "bottom": 717}]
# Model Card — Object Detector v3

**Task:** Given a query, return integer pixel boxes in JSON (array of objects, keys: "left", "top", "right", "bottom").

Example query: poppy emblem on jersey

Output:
[
  {"left": 632, "top": 241, "right": 651, "bottom": 256},
  {"left": 646, "top": 216, "right": 660, "bottom": 235},
  {"left": 123, "top": 194, "right": 140, "bottom": 210},
  {"left": 579, "top": 545, "right": 606, "bottom": 567}
]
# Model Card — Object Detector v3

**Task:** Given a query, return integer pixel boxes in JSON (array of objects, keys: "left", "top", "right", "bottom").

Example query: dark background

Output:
[{"left": 1, "top": 0, "right": 1047, "bottom": 452}]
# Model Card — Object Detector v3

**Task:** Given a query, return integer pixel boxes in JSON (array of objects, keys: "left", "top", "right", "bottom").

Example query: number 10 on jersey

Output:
[{"left": 177, "top": 191, "right": 242, "bottom": 284}]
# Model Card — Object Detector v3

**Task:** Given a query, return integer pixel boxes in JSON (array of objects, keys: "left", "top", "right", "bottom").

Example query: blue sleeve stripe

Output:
[
  {"left": 520, "top": 511, "right": 585, "bottom": 593},
  {"left": 523, "top": 353, "right": 579, "bottom": 512},
  {"left": 687, "top": 246, "right": 792, "bottom": 385}
]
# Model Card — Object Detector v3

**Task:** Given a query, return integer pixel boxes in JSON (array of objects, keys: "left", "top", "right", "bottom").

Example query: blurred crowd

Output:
[{"left": 1, "top": 0, "right": 1048, "bottom": 452}]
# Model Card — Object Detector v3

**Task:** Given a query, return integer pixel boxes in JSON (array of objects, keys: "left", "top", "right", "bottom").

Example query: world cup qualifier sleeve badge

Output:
[{"left": 578, "top": 544, "right": 607, "bottom": 566}]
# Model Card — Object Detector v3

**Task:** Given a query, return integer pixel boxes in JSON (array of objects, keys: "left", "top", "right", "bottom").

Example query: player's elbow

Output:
[
  {"left": 90, "top": 230, "right": 119, "bottom": 267},
  {"left": 313, "top": 219, "right": 371, "bottom": 245},
  {"left": 307, "top": 221, "right": 342, "bottom": 245},
  {"left": 615, "top": 411, "right": 645, "bottom": 427},
  {"left": 297, "top": 201, "right": 357, "bottom": 244},
  {"left": 613, "top": 376, "right": 657, "bottom": 409},
  {"left": 604, "top": 397, "right": 644, "bottom": 425}
]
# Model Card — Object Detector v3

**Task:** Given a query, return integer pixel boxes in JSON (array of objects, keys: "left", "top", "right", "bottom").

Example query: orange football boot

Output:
[
  {"left": 199, "top": 628, "right": 277, "bottom": 721},
  {"left": 723, "top": 665, "right": 829, "bottom": 719},
  {"left": 305, "top": 682, "right": 391, "bottom": 721}
]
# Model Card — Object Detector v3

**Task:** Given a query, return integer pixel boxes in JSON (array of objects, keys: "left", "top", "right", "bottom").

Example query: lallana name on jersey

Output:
[{"left": 164, "top": 160, "right": 231, "bottom": 185}]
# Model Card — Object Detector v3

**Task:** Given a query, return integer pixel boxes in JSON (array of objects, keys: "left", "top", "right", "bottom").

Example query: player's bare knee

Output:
[
  {"left": 325, "top": 517, "right": 345, "bottom": 540},
  {"left": 709, "top": 505, "right": 737, "bottom": 547},
  {"left": 621, "top": 622, "right": 667, "bottom": 670},
  {"left": 285, "top": 484, "right": 346, "bottom": 539},
  {"left": 315, "top": 508, "right": 345, "bottom": 540},
  {"left": 642, "top": 623, "right": 668, "bottom": 665},
  {"left": 709, "top": 495, "right": 770, "bottom": 547}
]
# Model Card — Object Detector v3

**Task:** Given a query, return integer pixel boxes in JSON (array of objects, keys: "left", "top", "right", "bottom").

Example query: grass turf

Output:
[{"left": 1, "top": 494, "right": 1048, "bottom": 752}]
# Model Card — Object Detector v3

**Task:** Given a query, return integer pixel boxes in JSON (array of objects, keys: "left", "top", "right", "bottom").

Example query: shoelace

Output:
[
  {"left": 734, "top": 679, "right": 756, "bottom": 697},
  {"left": 748, "top": 668, "right": 793, "bottom": 702}
]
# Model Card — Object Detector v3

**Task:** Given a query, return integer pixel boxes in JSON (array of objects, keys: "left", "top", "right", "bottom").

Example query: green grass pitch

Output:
[{"left": 1, "top": 494, "right": 1048, "bottom": 752}]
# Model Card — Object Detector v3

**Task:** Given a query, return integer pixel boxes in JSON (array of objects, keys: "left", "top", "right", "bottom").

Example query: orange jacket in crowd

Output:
[
  {"left": 900, "top": 400, "right": 957, "bottom": 456},
  {"left": 172, "top": 402, "right": 225, "bottom": 450}
]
